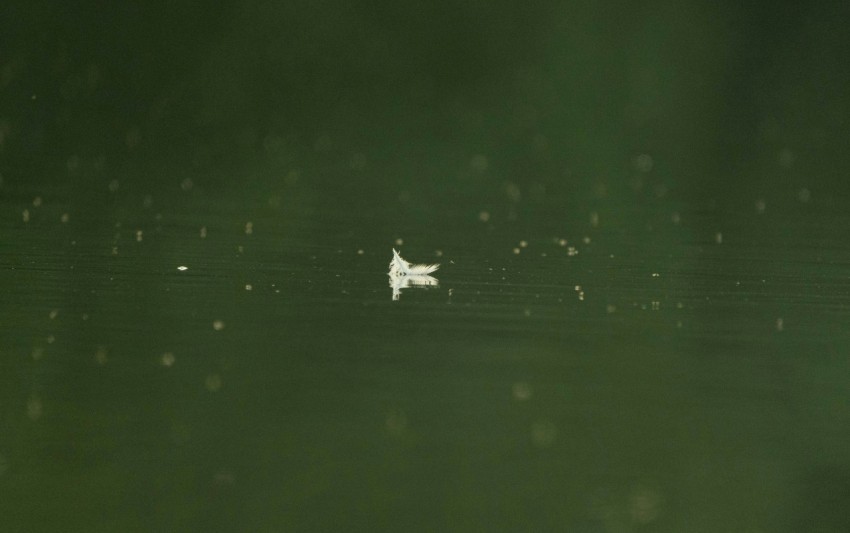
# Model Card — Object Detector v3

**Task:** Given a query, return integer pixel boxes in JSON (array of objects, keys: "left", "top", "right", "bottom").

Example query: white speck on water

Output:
[
  {"left": 715, "top": 232, "right": 723, "bottom": 244},
  {"left": 583, "top": 236, "right": 591, "bottom": 244},
  {"left": 395, "top": 238, "right": 403, "bottom": 246},
  {"left": 531, "top": 420, "right": 557, "bottom": 448},
  {"left": 606, "top": 304, "right": 617, "bottom": 313},
  {"left": 558, "top": 239, "right": 567, "bottom": 246},
  {"left": 776, "top": 318, "right": 784, "bottom": 332},
  {"left": 779, "top": 149, "right": 795, "bottom": 168},
  {"left": 49, "top": 310, "right": 58, "bottom": 319},
  {"left": 46, "top": 335, "right": 55, "bottom": 344},
  {"left": 519, "top": 240, "right": 528, "bottom": 248},
  {"left": 634, "top": 153, "right": 654, "bottom": 173},
  {"left": 60, "top": 213, "right": 69, "bottom": 223},
  {"left": 213, "top": 320, "right": 225, "bottom": 331},
  {"left": 513, "top": 248, "right": 520, "bottom": 255},
  {"left": 177, "top": 266, "right": 188, "bottom": 271},
  {"left": 245, "top": 284, "right": 252, "bottom": 291},
  {"left": 505, "top": 181, "right": 521, "bottom": 202},
  {"left": 205, "top": 374, "right": 222, "bottom": 392},
  {"left": 512, "top": 382, "right": 533, "bottom": 401},
  {"left": 357, "top": 249, "right": 364, "bottom": 255},
  {"left": 590, "top": 211, "right": 599, "bottom": 227},
  {"left": 22, "top": 209, "right": 30, "bottom": 222},
  {"left": 245, "top": 221, "right": 253, "bottom": 235},
  {"left": 470, "top": 154, "right": 489, "bottom": 172},
  {"left": 652, "top": 273, "right": 660, "bottom": 278},
  {"left": 27, "top": 396, "right": 42, "bottom": 421},
  {"left": 200, "top": 226, "right": 207, "bottom": 238},
  {"left": 180, "top": 178, "right": 194, "bottom": 191},
  {"left": 32, "top": 196, "right": 42, "bottom": 207},
  {"left": 135, "top": 230, "right": 143, "bottom": 242},
  {"left": 478, "top": 210, "right": 490, "bottom": 222},
  {"left": 161, "top": 352, "right": 175, "bottom": 367}
]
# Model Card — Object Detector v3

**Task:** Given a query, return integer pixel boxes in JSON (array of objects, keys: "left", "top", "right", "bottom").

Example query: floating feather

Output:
[
  {"left": 388, "top": 249, "right": 440, "bottom": 300},
  {"left": 389, "top": 248, "right": 439, "bottom": 276}
]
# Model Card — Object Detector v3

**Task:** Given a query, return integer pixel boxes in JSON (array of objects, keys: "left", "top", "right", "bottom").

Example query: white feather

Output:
[{"left": 389, "top": 248, "right": 439, "bottom": 276}]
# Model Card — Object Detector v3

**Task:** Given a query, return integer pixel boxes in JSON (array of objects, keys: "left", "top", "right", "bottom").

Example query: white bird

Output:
[{"left": 388, "top": 248, "right": 439, "bottom": 276}]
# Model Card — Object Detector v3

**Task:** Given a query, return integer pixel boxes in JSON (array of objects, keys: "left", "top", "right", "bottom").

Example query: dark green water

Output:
[
  {"left": 3, "top": 1, "right": 850, "bottom": 532},
  {"left": 5, "top": 170, "right": 850, "bottom": 532}
]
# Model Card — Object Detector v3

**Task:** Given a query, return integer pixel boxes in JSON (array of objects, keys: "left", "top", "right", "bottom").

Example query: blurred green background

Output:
[
  {"left": 2, "top": 1, "right": 850, "bottom": 531},
  {"left": 4, "top": 1, "right": 849, "bottom": 199}
]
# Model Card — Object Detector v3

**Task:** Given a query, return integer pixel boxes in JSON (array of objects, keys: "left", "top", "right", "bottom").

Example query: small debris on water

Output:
[
  {"left": 512, "top": 382, "right": 533, "bottom": 401},
  {"left": 205, "top": 374, "right": 222, "bottom": 392}
]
